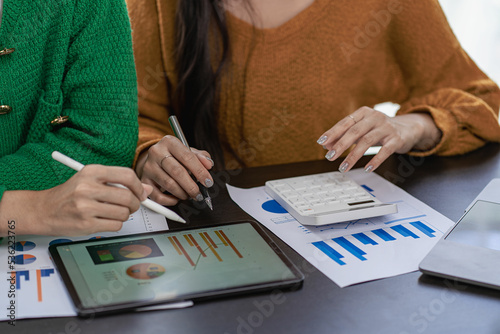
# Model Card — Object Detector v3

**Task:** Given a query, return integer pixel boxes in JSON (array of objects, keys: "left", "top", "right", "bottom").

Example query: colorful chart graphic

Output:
[
  {"left": 126, "top": 263, "right": 165, "bottom": 280},
  {"left": 15, "top": 271, "right": 30, "bottom": 289},
  {"left": 97, "top": 250, "right": 114, "bottom": 262},
  {"left": 37, "top": 269, "right": 55, "bottom": 302},
  {"left": 49, "top": 239, "right": 72, "bottom": 246},
  {"left": 14, "top": 241, "right": 36, "bottom": 252},
  {"left": 168, "top": 230, "right": 243, "bottom": 268},
  {"left": 87, "top": 238, "right": 163, "bottom": 265},
  {"left": 119, "top": 245, "right": 153, "bottom": 259},
  {"left": 312, "top": 221, "right": 437, "bottom": 266},
  {"left": 262, "top": 200, "right": 287, "bottom": 214},
  {"left": 13, "top": 269, "right": 55, "bottom": 302},
  {"left": 15, "top": 254, "right": 36, "bottom": 265}
]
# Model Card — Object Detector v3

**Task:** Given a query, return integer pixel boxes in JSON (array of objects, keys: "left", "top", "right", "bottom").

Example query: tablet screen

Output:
[
  {"left": 52, "top": 222, "right": 302, "bottom": 313},
  {"left": 445, "top": 200, "right": 500, "bottom": 251}
]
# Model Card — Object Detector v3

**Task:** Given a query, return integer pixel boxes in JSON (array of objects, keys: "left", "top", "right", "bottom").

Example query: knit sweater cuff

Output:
[
  {"left": 399, "top": 105, "right": 449, "bottom": 157},
  {"left": 134, "top": 138, "right": 162, "bottom": 168}
]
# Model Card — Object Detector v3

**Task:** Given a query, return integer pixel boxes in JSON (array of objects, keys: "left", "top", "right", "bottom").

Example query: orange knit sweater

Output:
[{"left": 128, "top": 0, "right": 500, "bottom": 169}]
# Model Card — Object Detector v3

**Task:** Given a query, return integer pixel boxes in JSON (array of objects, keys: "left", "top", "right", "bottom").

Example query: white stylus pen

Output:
[{"left": 51, "top": 151, "right": 186, "bottom": 224}]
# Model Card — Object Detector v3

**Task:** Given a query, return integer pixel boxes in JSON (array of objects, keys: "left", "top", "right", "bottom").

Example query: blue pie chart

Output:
[
  {"left": 14, "top": 241, "right": 36, "bottom": 252},
  {"left": 15, "top": 254, "right": 37, "bottom": 265},
  {"left": 261, "top": 200, "right": 287, "bottom": 214}
]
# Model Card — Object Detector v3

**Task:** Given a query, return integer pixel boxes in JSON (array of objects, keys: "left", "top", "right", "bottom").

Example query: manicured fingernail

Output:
[
  {"left": 205, "top": 156, "right": 215, "bottom": 167},
  {"left": 339, "top": 162, "right": 349, "bottom": 173},
  {"left": 205, "top": 178, "right": 214, "bottom": 187},
  {"left": 317, "top": 135, "right": 328, "bottom": 145},
  {"left": 325, "top": 150, "right": 336, "bottom": 160},
  {"left": 195, "top": 194, "right": 204, "bottom": 202},
  {"left": 365, "top": 165, "right": 374, "bottom": 173}
]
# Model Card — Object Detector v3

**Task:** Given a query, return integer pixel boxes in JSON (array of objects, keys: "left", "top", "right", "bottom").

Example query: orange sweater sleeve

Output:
[
  {"left": 391, "top": 0, "right": 500, "bottom": 156},
  {"left": 128, "top": 0, "right": 174, "bottom": 166}
]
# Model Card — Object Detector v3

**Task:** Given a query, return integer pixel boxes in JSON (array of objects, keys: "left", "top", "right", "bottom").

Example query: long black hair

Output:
[{"left": 174, "top": 0, "right": 230, "bottom": 167}]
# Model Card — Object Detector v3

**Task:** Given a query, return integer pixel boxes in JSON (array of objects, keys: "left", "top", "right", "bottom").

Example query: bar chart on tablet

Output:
[{"left": 167, "top": 230, "right": 244, "bottom": 268}]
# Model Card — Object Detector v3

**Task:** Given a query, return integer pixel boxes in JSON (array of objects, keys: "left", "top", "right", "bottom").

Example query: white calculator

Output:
[{"left": 264, "top": 172, "right": 397, "bottom": 226}]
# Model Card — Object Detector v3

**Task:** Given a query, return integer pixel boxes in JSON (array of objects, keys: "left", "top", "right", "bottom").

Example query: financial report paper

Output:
[{"left": 227, "top": 169, "right": 455, "bottom": 288}]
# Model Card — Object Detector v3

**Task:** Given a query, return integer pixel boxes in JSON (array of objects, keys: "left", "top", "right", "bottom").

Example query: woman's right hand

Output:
[
  {"left": 0, "top": 165, "right": 153, "bottom": 236},
  {"left": 135, "top": 135, "right": 214, "bottom": 206}
]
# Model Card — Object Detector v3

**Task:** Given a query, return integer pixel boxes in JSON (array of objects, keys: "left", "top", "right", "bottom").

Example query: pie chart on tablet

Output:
[
  {"left": 126, "top": 263, "right": 165, "bottom": 279},
  {"left": 119, "top": 245, "right": 153, "bottom": 259}
]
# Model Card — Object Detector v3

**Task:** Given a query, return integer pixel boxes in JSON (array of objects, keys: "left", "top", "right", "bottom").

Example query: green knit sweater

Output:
[{"left": 0, "top": 0, "right": 138, "bottom": 200}]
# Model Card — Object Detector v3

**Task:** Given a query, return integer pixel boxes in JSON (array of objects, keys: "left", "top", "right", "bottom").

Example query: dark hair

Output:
[{"left": 174, "top": 0, "right": 230, "bottom": 168}]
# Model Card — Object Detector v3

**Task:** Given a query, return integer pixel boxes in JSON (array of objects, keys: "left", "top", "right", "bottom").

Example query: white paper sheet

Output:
[
  {"left": 0, "top": 206, "right": 174, "bottom": 322},
  {"left": 227, "top": 169, "right": 455, "bottom": 288}
]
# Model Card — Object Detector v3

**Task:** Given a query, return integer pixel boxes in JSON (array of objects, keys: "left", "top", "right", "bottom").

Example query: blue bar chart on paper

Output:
[
  {"left": 312, "top": 221, "right": 438, "bottom": 267},
  {"left": 226, "top": 168, "right": 455, "bottom": 288}
]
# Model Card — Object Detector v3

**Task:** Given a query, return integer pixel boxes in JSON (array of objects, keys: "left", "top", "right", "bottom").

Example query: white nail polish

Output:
[
  {"left": 205, "top": 156, "right": 214, "bottom": 167},
  {"left": 365, "top": 165, "right": 374, "bottom": 173},
  {"left": 205, "top": 178, "right": 214, "bottom": 187},
  {"left": 325, "top": 150, "right": 336, "bottom": 160},
  {"left": 339, "top": 162, "right": 349, "bottom": 173},
  {"left": 317, "top": 135, "right": 328, "bottom": 145},
  {"left": 195, "top": 194, "right": 204, "bottom": 202}
]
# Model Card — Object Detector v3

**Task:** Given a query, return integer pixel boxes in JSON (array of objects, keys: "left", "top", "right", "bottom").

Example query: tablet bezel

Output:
[{"left": 49, "top": 220, "right": 304, "bottom": 317}]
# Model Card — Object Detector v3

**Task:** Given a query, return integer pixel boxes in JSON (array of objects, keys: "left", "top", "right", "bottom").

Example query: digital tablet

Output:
[
  {"left": 49, "top": 221, "right": 303, "bottom": 316},
  {"left": 419, "top": 200, "right": 500, "bottom": 289}
]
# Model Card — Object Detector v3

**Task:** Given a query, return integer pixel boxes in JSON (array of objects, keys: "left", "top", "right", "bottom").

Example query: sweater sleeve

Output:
[
  {"left": 392, "top": 0, "right": 500, "bottom": 156},
  {"left": 128, "top": 0, "right": 175, "bottom": 166},
  {"left": 0, "top": 0, "right": 138, "bottom": 200}
]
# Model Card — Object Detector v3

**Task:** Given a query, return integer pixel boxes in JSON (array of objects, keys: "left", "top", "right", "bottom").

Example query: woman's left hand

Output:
[{"left": 317, "top": 106, "right": 442, "bottom": 173}]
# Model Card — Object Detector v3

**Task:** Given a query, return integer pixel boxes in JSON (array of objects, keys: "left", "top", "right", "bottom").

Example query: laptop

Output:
[{"left": 419, "top": 179, "right": 500, "bottom": 289}]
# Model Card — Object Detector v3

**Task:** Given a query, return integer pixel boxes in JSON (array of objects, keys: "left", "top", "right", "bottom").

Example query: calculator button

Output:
[
  {"left": 324, "top": 195, "right": 337, "bottom": 201},
  {"left": 356, "top": 195, "right": 372, "bottom": 200},
  {"left": 284, "top": 193, "right": 299, "bottom": 199},
  {"left": 303, "top": 195, "right": 317, "bottom": 201},
  {"left": 309, "top": 199, "right": 322, "bottom": 205},
  {"left": 298, "top": 189, "right": 310, "bottom": 195},
  {"left": 290, "top": 181, "right": 306, "bottom": 190}
]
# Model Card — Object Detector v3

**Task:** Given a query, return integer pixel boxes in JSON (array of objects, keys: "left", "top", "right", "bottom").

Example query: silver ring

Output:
[
  {"left": 160, "top": 154, "right": 173, "bottom": 165},
  {"left": 348, "top": 115, "right": 357, "bottom": 123}
]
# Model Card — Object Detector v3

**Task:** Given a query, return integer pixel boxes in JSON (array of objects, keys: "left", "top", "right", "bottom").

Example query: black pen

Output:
[{"left": 168, "top": 115, "right": 213, "bottom": 210}]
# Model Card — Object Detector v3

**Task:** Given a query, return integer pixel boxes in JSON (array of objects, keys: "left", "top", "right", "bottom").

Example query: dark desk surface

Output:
[{"left": 14, "top": 144, "right": 500, "bottom": 334}]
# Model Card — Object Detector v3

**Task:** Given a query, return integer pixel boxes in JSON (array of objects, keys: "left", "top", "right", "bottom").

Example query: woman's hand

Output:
[
  {"left": 135, "top": 135, "right": 214, "bottom": 206},
  {"left": 0, "top": 165, "right": 153, "bottom": 236},
  {"left": 317, "top": 107, "right": 442, "bottom": 172}
]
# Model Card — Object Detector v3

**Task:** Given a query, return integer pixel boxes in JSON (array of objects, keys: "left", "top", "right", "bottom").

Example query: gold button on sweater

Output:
[{"left": 0, "top": 0, "right": 138, "bottom": 199}]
